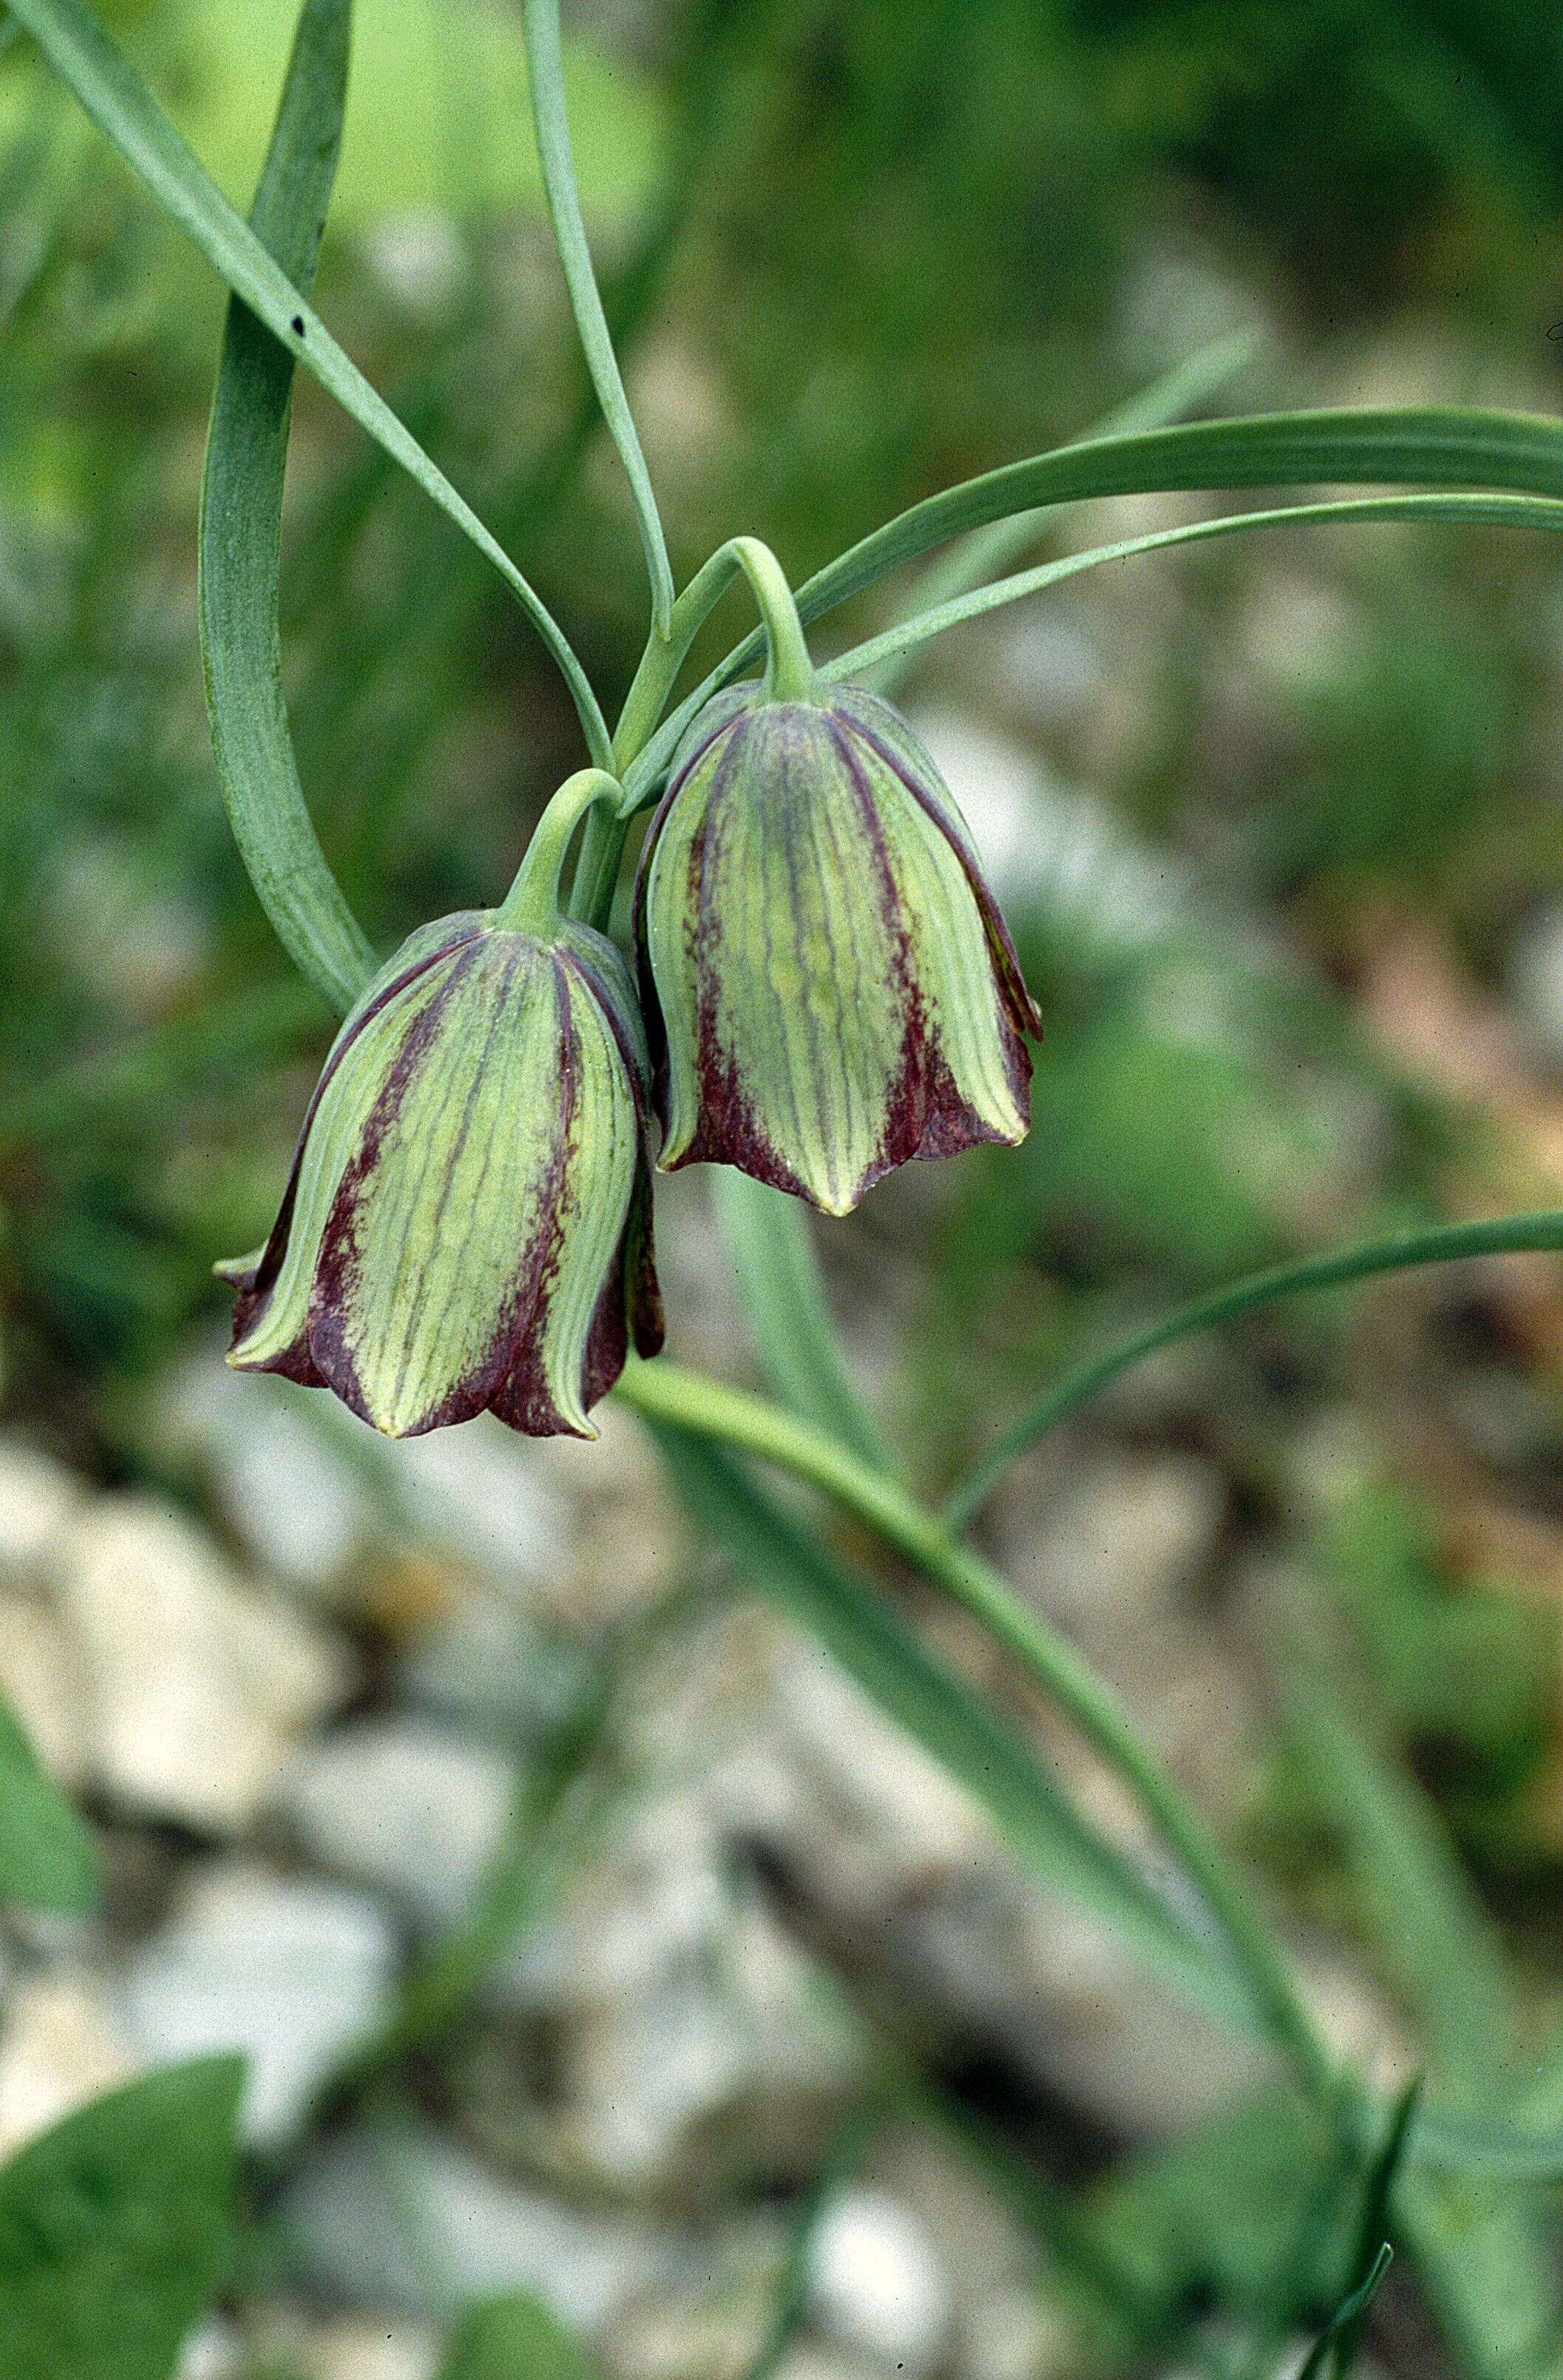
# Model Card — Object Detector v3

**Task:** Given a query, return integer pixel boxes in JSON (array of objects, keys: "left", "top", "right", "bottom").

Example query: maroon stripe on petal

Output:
[
  {"left": 226, "top": 924, "right": 486, "bottom": 1350},
  {"left": 306, "top": 942, "right": 484, "bottom": 1426},
  {"left": 487, "top": 953, "right": 586, "bottom": 1437},
  {"left": 837, "top": 708, "right": 1044, "bottom": 1043}
]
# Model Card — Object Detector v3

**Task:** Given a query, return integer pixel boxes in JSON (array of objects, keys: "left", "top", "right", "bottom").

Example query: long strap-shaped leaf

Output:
[
  {"left": 648, "top": 1423, "right": 1252, "bottom": 2029},
  {"left": 947, "top": 1207, "right": 1563, "bottom": 1525},
  {"left": 521, "top": 0, "right": 674, "bottom": 632},
  {"left": 622, "top": 402, "right": 1563, "bottom": 797},
  {"left": 9, "top": 0, "right": 614, "bottom": 771},
  {"left": 199, "top": 0, "right": 374, "bottom": 1014},
  {"left": 827, "top": 492, "right": 1563, "bottom": 685}
]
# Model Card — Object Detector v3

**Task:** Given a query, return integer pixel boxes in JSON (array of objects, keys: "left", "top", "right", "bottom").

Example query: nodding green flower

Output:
[
  {"left": 222, "top": 779, "right": 662, "bottom": 1439},
  {"left": 634, "top": 677, "right": 1042, "bottom": 1217}
]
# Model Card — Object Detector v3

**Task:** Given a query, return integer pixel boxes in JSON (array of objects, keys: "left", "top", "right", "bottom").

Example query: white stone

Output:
[
  {"left": 307, "top": 2318, "right": 439, "bottom": 2380},
  {"left": 58, "top": 1495, "right": 351, "bottom": 1834},
  {"left": 1005, "top": 1453, "right": 1224, "bottom": 1648},
  {"left": 807, "top": 2188, "right": 952, "bottom": 2376},
  {"left": 279, "top": 1716, "right": 514, "bottom": 1930},
  {"left": 776, "top": 1648, "right": 988, "bottom": 1901},
  {"left": 286, "top": 2121, "right": 679, "bottom": 2327},
  {"left": 386, "top": 1417, "right": 572, "bottom": 1592},
  {"left": 1510, "top": 902, "right": 1563, "bottom": 1069},
  {"left": 120, "top": 1862, "right": 396, "bottom": 2144},
  {"left": 154, "top": 1348, "right": 373, "bottom": 1597},
  {"left": 0, "top": 1593, "right": 87, "bottom": 1785},
  {"left": 176, "top": 2322, "right": 243, "bottom": 2380},
  {"left": 0, "top": 1973, "right": 133, "bottom": 2157},
  {"left": 0, "top": 1441, "right": 80, "bottom": 1586}
]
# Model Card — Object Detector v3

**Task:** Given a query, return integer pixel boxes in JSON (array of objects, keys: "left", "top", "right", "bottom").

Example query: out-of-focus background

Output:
[{"left": 7, "top": 2, "right": 1563, "bottom": 2375}]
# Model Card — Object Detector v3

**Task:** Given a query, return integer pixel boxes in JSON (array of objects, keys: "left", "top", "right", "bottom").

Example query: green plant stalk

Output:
[
  {"left": 947, "top": 1208, "right": 1563, "bottom": 1526},
  {"left": 521, "top": 0, "right": 674, "bottom": 631},
  {"left": 10, "top": 0, "right": 614, "bottom": 769},
  {"left": 614, "top": 1356, "right": 1336, "bottom": 2106},
  {"left": 198, "top": 0, "right": 376, "bottom": 1014},
  {"left": 619, "top": 409, "right": 1563, "bottom": 804},
  {"left": 499, "top": 767, "right": 619, "bottom": 932}
]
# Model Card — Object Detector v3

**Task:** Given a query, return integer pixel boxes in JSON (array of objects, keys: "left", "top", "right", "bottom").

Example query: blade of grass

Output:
[
  {"left": 620, "top": 404, "right": 1563, "bottom": 800},
  {"left": 1294, "top": 2083, "right": 1420, "bottom": 2380},
  {"left": 8, "top": 0, "right": 613, "bottom": 769},
  {"left": 1275, "top": 1611, "right": 1563, "bottom": 2380},
  {"left": 713, "top": 1172, "right": 895, "bottom": 1477},
  {"left": 863, "top": 328, "right": 1262, "bottom": 700},
  {"left": 622, "top": 1359, "right": 1336, "bottom": 2097},
  {"left": 827, "top": 493, "right": 1563, "bottom": 687},
  {"left": 521, "top": 0, "right": 673, "bottom": 632},
  {"left": 946, "top": 1208, "right": 1563, "bottom": 1527},
  {"left": 646, "top": 1422, "right": 1252, "bottom": 2028},
  {"left": 198, "top": 0, "right": 376, "bottom": 1013}
]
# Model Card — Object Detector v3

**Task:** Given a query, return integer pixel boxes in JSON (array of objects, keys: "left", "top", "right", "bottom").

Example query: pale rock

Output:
[
  {"left": 168, "top": 1353, "right": 373, "bottom": 1595},
  {"left": 775, "top": 1647, "right": 988, "bottom": 1903},
  {"left": 176, "top": 2322, "right": 243, "bottom": 2379},
  {"left": 903, "top": 707, "right": 1051, "bottom": 909},
  {"left": 999, "top": 1453, "right": 1224, "bottom": 1686},
  {"left": 387, "top": 1416, "right": 571, "bottom": 1592},
  {"left": 529, "top": 1399, "right": 684, "bottom": 1626},
  {"left": 279, "top": 1716, "right": 515, "bottom": 1930},
  {"left": 1509, "top": 902, "right": 1563, "bottom": 1070},
  {"left": 807, "top": 2188, "right": 952, "bottom": 2377},
  {"left": 956, "top": 2288, "right": 1086, "bottom": 2380},
  {"left": 58, "top": 1495, "right": 350, "bottom": 1833},
  {"left": 286, "top": 2120, "right": 683, "bottom": 2327},
  {"left": 0, "top": 1440, "right": 81, "bottom": 1586},
  {"left": 307, "top": 2317, "right": 439, "bottom": 2380},
  {"left": 0, "top": 1973, "right": 133, "bottom": 2157},
  {"left": 0, "top": 1593, "right": 87, "bottom": 1785},
  {"left": 120, "top": 1862, "right": 395, "bottom": 2144},
  {"left": 399, "top": 1589, "right": 588, "bottom": 1744}
]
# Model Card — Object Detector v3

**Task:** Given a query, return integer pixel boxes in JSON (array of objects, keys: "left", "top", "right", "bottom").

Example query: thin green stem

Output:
[
  {"left": 12, "top": 0, "right": 614, "bottom": 771},
  {"left": 498, "top": 766, "right": 620, "bottom": 931},
  {"left": 730, "top": 535, "right": 816, "bottom": 700},
  {"left": 612, "top": 544, "right": 744, "bottom": 777},
  {"left": 521, "top": 0, "right": 674, "bottom": 632},
  {"left": 566, "top": 796, "right": 632, "bottom": 929},
  {"left": 946, "top": 1208, "right": 1563, "bottom": 1527},
  {"left": 611, "top": 530, "right": 812, "bottom": 792},
  {"left": 614, "top": 1357, "right": 1336, "bottom": 2106}
]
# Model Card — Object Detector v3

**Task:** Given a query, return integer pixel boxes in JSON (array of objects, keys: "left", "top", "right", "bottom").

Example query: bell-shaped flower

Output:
[
  {"left": 222, "top": 776, "right": 662, "bottom": 1439},
  {"left": 635, "top": 675, "right": 1042, "bottom": 1216}
]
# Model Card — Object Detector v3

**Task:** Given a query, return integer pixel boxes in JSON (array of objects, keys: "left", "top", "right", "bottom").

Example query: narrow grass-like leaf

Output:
[
  {"left": 646, "top": 1421, "right": 1250, "bottom": 2028},
  {"left": 199, "top": 0, "right": 375, "bottom": 1014},
  {"left": 1295, "top": 2243, "right": 1394, "bottom": 2380},
  {"left": 8, "top": 0, "right": 613, "bottom": 767},
  {"left": 438, "top": 2292, "right": 606, "bottom": 2380},
  {"left": 827, "top": 493, "right": 1563, "bottom": 687},
  {"left": 0, "top": 2056, "right": 245, "bottom": 2380},
  {"left": 1414, "top": 2109, "right": 1563, "bottom": 2181},
  {"left": 713, "top": 1172, "right": 894, "bottom": 1476},
  {"left": 521, "top": 0, "right": 673, "bottom": 632},
  {"left": 1296, "top": 2084, "right": 1419, "bottom": 2380},
  {"left": 0, "top": 1688, "right": 98, "bottom": 1911},
  {"left": 621, "top": 404, "right": 1563, "bottom": 800},
  {"left": 947, "top": 1208, "right": 1563, "bottom": 1526},
  {"left": 1276, "top": 1618, "right": 1563, "bottom": 2380},
  {"left": 864, "top": 328, "right": 1261, "bottom": 699}
]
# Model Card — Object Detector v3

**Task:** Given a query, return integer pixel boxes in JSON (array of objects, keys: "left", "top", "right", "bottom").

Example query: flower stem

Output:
[
  {"left": 946, "top": 1208, "right": 1563, "bottom": 1527},
  {"left": 614, "top": 1356, "right": 1338, "bottom": 2108},
  {"left": 499, "top": 767, "right": 620, "bottom": 933},
  {"left": 522, "top": 0, "right": 674, "bottom": 632},
  {"left": 731, "top": 535, "right": 816, "bottom": 701}
]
